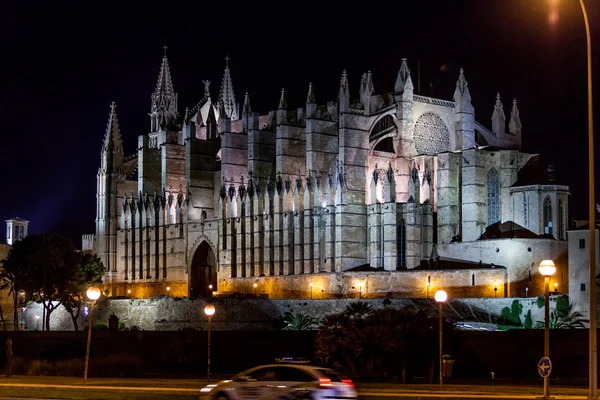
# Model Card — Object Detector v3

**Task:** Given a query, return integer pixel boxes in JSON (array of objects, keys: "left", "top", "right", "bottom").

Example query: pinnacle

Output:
[
  {"left": 395, "top": 58, "right": 412, "bottom": 94},
  {"left": 307, "top": 82, "right": 316, "bottom": 104},
  {"left": 278, "top": 88, "right": 287, "bottom": 110},
  {"left": 219, "top": 55, "right": 238, "bottom": 120}
]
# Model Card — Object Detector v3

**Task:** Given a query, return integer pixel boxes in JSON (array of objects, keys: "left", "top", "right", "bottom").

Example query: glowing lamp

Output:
[
  {"left": 253, "top": 283, "right": 257, "bottom": 288},
  {"left": 204, "top": 304, "right": 216, "bottom": 316},
  {"left": 539, "top": 260, "right": 556, "bottom": 276},
  {"left": 209, "top": 284, "right": 213, "bottom": 290},
  {"left": 86, "top": 287, "right": 101, "bottom": 301},
  {"left": 434, "top": 290, "right": 448, "bottom": 303},
  {"left": 310, "top": 282, "right": 313, "bottom": 287}
]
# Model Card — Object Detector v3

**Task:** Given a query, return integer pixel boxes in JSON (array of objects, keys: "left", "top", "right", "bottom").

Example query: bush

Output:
[
  {"left": 524, "top": 310, "right": 533, "bottom": 329},
  {"left": 9, "top": 354, "right": 142, "bottom": 378},
  {"left": 118, "top": 321, "right": 126, "bottom": 331},
  {"left": 93, "top": 322, "right": 109, "bottom": 331}
]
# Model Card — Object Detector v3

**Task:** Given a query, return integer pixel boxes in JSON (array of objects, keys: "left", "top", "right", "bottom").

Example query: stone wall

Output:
[{"left": 21, "top": 296, "right": 557, "bottom": 332}]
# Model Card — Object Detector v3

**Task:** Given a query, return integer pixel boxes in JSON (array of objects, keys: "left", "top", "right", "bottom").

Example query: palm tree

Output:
[{"left": 534, "top": 301, "right": 588, "bottom": 329}]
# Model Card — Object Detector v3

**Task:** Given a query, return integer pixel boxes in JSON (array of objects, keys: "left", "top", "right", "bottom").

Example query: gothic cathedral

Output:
[{"left": 89, "top": 53, "right": 569, "bottom": 300}]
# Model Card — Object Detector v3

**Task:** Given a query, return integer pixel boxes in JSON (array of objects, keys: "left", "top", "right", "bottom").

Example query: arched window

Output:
[
  {"left": 487, "top": 168, "right": 500, "bottom": 226},
  {"left": 543, "top": 196, "right": 553, "bottom": 236},
  {"left": 558, "top": 200, "right": 565, "bottom": 240},
  {"left": 397, "top": 219, "right": 407, "bottom": 269},
  {"left": 370, "top": 115, "right": 396, "bottom": 154}
]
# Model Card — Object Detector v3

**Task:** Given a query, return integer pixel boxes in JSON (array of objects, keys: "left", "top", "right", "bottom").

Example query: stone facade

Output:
[
  {"left": 567, "top": 227, "right": 600, "bottom": 320},
  {"left": 89, "top": 54, "right": 569, "bottom": 300}
]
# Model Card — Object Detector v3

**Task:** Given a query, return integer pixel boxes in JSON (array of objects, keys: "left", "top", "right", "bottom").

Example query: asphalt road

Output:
[{"left": 0, "top": 376, "right": 594, "bottom": 399}]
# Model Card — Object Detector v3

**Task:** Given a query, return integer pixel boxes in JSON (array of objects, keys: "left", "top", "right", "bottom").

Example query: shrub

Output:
[
  {"left": 536, "top": 295, "right": 545, "bottom": 308},
  {"left": 93, "top": 322, "right": 109, "bottom": 331},
  {"left": 524, "top": 310, "right": 533, "bottom": 329},
  {"left": 9, "top": 354, "right": 142, "bottom": 377},
  {"left": 118, "top": 321, "right": 126, "bottom": 330}
]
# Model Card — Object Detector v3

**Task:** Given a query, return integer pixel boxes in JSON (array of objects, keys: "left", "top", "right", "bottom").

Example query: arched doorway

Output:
[{"left": 190, "top": 241, "right": 217, "bottom": 298}]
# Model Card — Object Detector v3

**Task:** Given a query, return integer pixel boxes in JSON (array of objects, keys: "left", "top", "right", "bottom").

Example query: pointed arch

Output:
[
  {"left": 558, "top": 199, "right": 565, "bottom": 240},
  {"left": 189, "top": 239, "right": 217, "bottom": 298},
  {"left": 487, "top": 168, "right": 500, "bottom": 226},
  {"left": 543, "top": 196, "right": 553, "bottom": 236},
  {"left": 397, "top": 219, "right": 407, "bottom": 269}
]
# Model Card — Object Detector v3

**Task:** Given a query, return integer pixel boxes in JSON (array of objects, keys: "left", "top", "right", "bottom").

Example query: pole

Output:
[
  {"left": 439, "top": 302, "right": 443, "bottom": 386},
  {"left": 83, "top": 300, "right": 95, "bottom": 385},
  {"left": 207, "top": 315, "right": 211, "bottom": 382},
  {"left": 578, "top": 1, "right": 597, "bottom": 398},
  {"left": 544, "top": 276, "right": 550, "bottom": 399}
]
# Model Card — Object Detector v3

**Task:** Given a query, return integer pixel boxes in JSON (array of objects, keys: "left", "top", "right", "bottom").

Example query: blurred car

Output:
[{"left": 200, "top": 359, "right": 357, "bottom": 400}]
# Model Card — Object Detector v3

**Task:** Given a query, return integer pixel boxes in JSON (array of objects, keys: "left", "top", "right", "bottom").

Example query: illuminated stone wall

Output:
[{"left": 22, "top": 296, "right": 558, "bottom": 332}]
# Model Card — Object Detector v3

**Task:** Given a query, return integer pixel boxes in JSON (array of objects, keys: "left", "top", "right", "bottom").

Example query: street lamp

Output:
[
  {"left": 309, "top": 282, "right": 313, "bottom": 299},
  {"left": 253, "top": 283, "right": 257, "bottom": 296},
  {"left": 359, "top": 281, "right": 364, "bottom": 299},
  {"left": 434, "top": 289, "right": 448, "bottom": 386},
  {"left": 204, "top": 304, "right": 216, "bottom": 382},
  {"left": 166, "top": 286, "right": 171, "bottom": 297},
  {"left": 539, "top": 260, "right": 556, "bottom": 399},
  {"left": 84, "top": 286, "right": 101, "bottom": 385}
]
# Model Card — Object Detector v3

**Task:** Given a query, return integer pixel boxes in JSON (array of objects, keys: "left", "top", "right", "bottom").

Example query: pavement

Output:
[{"left": 0, "top": 376, "right": 595, "bottom": 399}]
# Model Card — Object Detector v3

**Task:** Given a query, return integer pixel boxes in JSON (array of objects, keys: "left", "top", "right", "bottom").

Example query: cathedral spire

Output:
[
  {"left": 150, "top": 48, "right": 178, "bottom": 132},
  {"left": 103, "top": 102, "right": 124, "bottom": 160},
  {"left": 453, "top": 67, "right": 474, "bottom": 113},
  {"left": 218, "top": 55, "right": 239, "bottom": 121},
  {"left": 491, "top": 92, "right": 506, "bottom": 135},
  {"left": 394, "top": 58, "right": 413, "bottom": 94},
  {"left": 509, "top": 98, "right": 522, "bottom": 135}
]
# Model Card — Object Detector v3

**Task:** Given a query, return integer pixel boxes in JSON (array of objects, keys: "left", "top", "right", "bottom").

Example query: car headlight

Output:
[{"left": 200, "top": 384, "right": 218, "bottom": 393}]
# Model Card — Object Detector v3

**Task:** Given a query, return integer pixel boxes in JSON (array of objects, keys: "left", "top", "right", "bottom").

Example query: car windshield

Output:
[{"left": 317, "top": 368, "right": 344, "bottom": 382}]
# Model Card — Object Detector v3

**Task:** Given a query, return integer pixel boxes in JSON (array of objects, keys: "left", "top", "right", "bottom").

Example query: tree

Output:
[
  {"left": 60, "top": 253, "right": 104, "bottom": 330},
  {"left": 28, "top": 233, "right": 78, "bottom": 331},
  {"left": 0, "top": 238, "right": 36, "bottom": 330}
]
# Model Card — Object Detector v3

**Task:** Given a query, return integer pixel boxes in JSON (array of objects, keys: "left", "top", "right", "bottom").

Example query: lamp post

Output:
[
  {"left": 166, "top": 286, "right": 170, "bottom": 297},
  {"left": 539, "top": 260, "right": 556, "bottom": 399},
  {"left": 359, "top": 281, "right": 364, "bottom": 299},
  {"left": 204, "top": 304, "right": 216, "bottom": 382},
  {"left": 434, "top": 290, "right": 448, "bottom": 386},
  {"left": 253, "top": 283, "right": 257, "bottom": 296},
  {"left": 310, "top": 282, "right": 313, "bottom": 299},
  {"left": 84, "top": 286, "right": 101, "bottom": 385}
]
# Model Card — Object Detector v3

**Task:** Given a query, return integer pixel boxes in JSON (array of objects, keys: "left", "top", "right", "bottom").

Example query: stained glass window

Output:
[{"left": 487, "top": 168, "right": 500, "bottom": 226}]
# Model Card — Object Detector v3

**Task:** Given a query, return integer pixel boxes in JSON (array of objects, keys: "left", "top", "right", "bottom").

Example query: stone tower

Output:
[
  {"left": 5, "top": 218, "right": 28, "bottom": 246},
  {"left": 96, "top": 102, "right": 124, "bottom": 290}
]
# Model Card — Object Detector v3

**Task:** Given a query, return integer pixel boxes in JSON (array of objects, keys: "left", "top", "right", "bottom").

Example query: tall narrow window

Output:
[
  {"left": 472, "top": 274, "right": 475, "bottom": 286},
  {"left": 543, "top": 196, "right": 553, "bottom": 236},
  {"left": 397, "top": 219, "right": 407, "bottom": 269},
  {"left": 558, "top": 200, "right": 565, "bottom": 240},
  {"left": 487, "top": 168, "right": 500, "bottom": 226}
]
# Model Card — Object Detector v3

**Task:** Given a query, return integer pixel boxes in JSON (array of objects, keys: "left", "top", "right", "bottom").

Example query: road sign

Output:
[{"left": 538, "top": 357, "right": 552, "bottom": 378}]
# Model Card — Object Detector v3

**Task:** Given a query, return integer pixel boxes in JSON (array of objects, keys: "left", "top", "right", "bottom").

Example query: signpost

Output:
[{"left": 538, "top": 356, "right": 552, "bottom": 378}]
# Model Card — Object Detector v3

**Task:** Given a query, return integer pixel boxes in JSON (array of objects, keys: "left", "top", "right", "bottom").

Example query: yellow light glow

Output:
[
  {"left": 167, "top": 286, "right": 171, "bottom": 291},
  {"left": 204, "top": 304, "right": 216, "bottom": 316},
  {"left": 253, "top": 283, "right": 257, "bottom": 288},
  {"left": 434, "top": 290, "right": 448, "bottom": 303},
  {"left": 310, "top": 282, "right": 313, "bottom": 287},
  {"left": 87, "top": 287, "right": 101, "bottom": 301},
  {"left": 127, "top": 289, "right": 131, "bottom": 294},
  {"left": 539, "top": 260, "right": 556, "bottom": 276}
]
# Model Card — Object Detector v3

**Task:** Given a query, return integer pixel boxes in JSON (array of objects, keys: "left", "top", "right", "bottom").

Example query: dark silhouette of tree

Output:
[
  {"left": 0, "top": 238, "right": 36, "bottom": 330},
  {"left": 60, "top": 253, "right": 104, "bottom": 331},
  {"left": 315, "top": 301, "right": 455, "bottom": 381},
  {"left": 2, "top": 233, "right": 78, "bottom": 331}
]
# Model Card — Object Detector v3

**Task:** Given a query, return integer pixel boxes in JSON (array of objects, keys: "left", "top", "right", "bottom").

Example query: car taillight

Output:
[
  {"left": 341, "top": 378, "right": 354, "bottom": 387},
  {"left": 319, "top": 377, "right": 333, "bottom": 387}
]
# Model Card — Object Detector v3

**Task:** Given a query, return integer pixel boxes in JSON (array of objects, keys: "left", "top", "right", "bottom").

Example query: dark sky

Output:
[{"left": 1, "top": 0, "right": 599, "bottom": 246}]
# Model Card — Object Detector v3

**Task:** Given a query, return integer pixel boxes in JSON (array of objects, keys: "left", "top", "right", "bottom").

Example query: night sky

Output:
[{"left": 1, "top": 0, "right": 599, "bottom": 247}]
